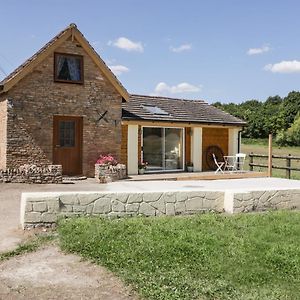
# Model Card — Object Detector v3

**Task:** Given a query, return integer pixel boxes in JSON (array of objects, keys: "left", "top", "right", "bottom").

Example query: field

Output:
[
  {"left": 241, "top": 138, "right": 300, "bottom": 180},
  {"left": 58, "top": 212, "right": 300, "bottom": 300}
]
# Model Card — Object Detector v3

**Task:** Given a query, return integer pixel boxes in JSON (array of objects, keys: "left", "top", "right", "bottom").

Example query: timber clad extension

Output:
[{"left": 0, "top": 24, "right": 246, "bottom": 177}]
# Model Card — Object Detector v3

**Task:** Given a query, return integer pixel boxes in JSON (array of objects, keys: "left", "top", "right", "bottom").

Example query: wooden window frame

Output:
[{"left": 54, "top": 52, "right": 84, "bottom": 84}]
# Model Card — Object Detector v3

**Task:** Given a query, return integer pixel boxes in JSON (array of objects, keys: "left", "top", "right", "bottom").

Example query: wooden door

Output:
[{"left": 53, "top": 116, "right": 83, "bottom": 175}]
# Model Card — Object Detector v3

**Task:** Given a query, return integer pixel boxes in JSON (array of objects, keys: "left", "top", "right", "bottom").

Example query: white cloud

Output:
[
  {"left": 154, "top": 82, "right": 202, "bottom": 95},
  {"left": 170, "top": 44, "right": 192, "bottom": 53},
  {"left": 247, "top": 45, "right": 270, "bottom": 55},
  {"left": 109, "top": 65, "right": 130, "bottom": 76},
  {"left": 264, "top": 60, "right": 300, "bottom": 73},
  {"left": 108, "top": 37, "right": 144, "bottom": 52}
]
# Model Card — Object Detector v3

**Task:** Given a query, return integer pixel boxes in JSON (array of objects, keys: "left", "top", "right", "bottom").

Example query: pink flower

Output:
[{"left": 96, "top": 154, "right": 118, "bottom": 166}]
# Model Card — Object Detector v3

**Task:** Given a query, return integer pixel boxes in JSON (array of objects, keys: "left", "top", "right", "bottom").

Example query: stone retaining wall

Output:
[
  {"left": 21, "top": 188, "right": 300, "bottom": 228},
  {"left": 232, "top": 190, "right": 300, "bottom": 213},
  {"left": 21, "top": 190, "right": 224, "bottom": 228},
  {"left": 0, "top": 165, "right": 62, "bottom": 184}
]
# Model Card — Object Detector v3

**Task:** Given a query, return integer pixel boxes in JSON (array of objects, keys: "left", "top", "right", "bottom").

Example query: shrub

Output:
[{"left": 275, "top": 113, "right": 300, "bottom": 146}]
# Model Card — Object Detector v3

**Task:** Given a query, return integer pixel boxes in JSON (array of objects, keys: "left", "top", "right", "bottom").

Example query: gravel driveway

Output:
[{"left": 0, "top": 179, "right": 104, "bottom": 252}]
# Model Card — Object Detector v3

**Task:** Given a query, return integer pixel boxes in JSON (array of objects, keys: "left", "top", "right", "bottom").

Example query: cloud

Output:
[
  {"left": 264, "top": 60, "right": 300, "bottom": 73},
  {"left": 109, "top": 65, "right": 130, "bottom": 76},
  {"left": 247, "top": 45, "right": 270, "bottom": 55},
  {"left": 170, "top": 44, "right": 192, "bottom": 53},
  {"left": 108, "top": 37, "right": 144, "bottom": 52},
  {"left": 154, "top": 82, "right": 202, "bottom": 95}
]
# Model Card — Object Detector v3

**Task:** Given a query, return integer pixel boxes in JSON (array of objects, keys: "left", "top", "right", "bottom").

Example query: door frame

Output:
[
  {"left": 52, "top": 115, "right": 83, "bottom": 175},
  {"left": 141, "top": 125, "right": 185, "bottom": 173}
]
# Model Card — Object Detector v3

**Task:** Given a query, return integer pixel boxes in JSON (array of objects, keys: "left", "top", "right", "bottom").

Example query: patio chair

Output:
[
  {"left": 235, "top": 153, "right": 246, "bottom": 171},
  {"left": 212, "top": 153, "right": 224, "bottom": 174},
  {"left": 224, "top": 156, "right": 237, "bottom": 172}
]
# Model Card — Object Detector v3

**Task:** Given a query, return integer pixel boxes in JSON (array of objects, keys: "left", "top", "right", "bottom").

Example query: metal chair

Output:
[
  {"left": 235, "top": 153, "right": 246, "bottom": 171},
  {"left": 212, "top": 153, "right": 225, "bottom": 174}
]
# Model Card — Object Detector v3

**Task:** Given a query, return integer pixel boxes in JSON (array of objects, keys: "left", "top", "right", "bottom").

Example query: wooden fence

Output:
[{"left": 249, "top": 153, "right": 300, "bottom": 179}]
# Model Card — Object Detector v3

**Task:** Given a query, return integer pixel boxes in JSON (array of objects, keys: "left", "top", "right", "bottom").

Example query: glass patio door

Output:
[{"left": 142, "top": 127, "right": 184, "bottom": 172}]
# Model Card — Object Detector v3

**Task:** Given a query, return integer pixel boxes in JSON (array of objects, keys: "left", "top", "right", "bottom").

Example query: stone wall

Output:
[
  {"left": 0, "top": 99, "right": 7, "bottom": 170},
  {"left": 21, "top": 190, "right": 224, "bottom": 228},
  {"left": 95, "top": 164, "right": 127, "bottom": 183},
  {"left": 20, "top": 188, "right": 300, "bottom": 228},
  {"left": 0, "top": 165, "right": 62, "bottom": 184},
  {"left": 233, "top": 190, "right": 300, "bottom": 213},
  {"left": 0, "top": 36, "right": 123, "bottom": 177}
]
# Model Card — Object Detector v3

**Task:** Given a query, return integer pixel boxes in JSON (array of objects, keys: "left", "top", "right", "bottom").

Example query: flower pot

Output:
[
  {"left": 187, "top": 166, "right": 194, "bottom": 172},
  {"left": 138, "top": 168, "right": 145, "bottom": 175}
]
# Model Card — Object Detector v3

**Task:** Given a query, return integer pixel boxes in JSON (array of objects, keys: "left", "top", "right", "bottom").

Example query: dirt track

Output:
[{"left": 0, "top": 246, "right": 138, "bottom": 300}]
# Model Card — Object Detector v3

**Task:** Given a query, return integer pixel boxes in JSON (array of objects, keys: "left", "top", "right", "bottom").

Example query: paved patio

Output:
[{"left": 1, "top": 177, "right": 300, "bottom": 252}]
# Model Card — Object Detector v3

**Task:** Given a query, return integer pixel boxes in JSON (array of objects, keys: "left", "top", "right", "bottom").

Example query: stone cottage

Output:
[{"left": 0, "top": 24, "right": 246, "bottom": 177}]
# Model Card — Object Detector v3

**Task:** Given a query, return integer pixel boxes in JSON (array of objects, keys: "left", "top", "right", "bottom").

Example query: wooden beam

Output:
[
  {"left": 268, "top": 133, "right": 273, "bottom": 177},
  {"left": 73, "top": 30, "right": 129, "bottom": 100},
  {"left": 121, "top": 120, "right": 243, "bottom": 129}
]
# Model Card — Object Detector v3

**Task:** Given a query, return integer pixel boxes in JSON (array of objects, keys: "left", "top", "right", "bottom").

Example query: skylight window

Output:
[{"left": 142, "top": 105, "right": 169, "bottom": 115}]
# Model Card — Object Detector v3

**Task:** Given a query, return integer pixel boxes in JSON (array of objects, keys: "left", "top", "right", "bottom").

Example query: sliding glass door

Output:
[{"left": 142, "top": 127, "right": 184, "bottom": 172}]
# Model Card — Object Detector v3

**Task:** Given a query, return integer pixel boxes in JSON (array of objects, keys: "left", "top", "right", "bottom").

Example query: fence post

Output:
[
  {"left": 268, "top": 134, "right": 272, "bottom": 177},
  {"left": 286, "top": 154, "right": 291, "bottom": 179},
  {"left": 249, "top": 152, "right": 254, "bottom": 171}
]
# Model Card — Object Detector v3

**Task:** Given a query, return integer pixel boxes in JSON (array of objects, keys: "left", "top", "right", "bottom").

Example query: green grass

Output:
[
  {"left": 58, "top": 212, "right": 300, "bottom": 300},
  {"left": 0, "top": 234, "right": 55, "bottom": 262},
  {"left": 241, "top": 138, "right": 300, "bottom": 180}
]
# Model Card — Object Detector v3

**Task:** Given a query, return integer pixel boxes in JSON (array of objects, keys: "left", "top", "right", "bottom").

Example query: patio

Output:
[{"left": 127, "top": 170, "right": 268, "bottom": 181}]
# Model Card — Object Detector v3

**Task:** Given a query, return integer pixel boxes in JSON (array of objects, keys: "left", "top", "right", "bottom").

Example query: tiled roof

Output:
[{"left": 122, "top": 94, "right": 246, "bottom": 126}]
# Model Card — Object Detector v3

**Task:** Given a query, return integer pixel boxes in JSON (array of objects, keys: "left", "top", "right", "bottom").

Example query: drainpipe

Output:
[
  {"left": 237, "top": 127, "right": 244, "bottom": 154},
  {"left": 237, "top": 127, "right": 244, "bottom": 170}
]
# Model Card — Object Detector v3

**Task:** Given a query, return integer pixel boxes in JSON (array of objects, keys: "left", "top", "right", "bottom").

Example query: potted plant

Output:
[
  {"left": 186, "top": 162, "right": 194, "bottom": 172},
  {"left": 138, "top": 161, "right": 148, "bottom": 175}
]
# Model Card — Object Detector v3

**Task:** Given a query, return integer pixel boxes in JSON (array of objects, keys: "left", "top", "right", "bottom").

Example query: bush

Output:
[{"left": 275, "top": 113, "right": 300, "bottom": 146}]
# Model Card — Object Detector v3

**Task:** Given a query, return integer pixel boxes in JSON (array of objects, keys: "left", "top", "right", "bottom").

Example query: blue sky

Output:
[{"left": 1, "top": 0, "right": 300, "bottom": 103}]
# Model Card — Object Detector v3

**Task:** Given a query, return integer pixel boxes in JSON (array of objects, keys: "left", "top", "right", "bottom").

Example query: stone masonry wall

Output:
[
  {"left": 21, "top": 188, "right": 300, "bottom": 228},
  {"left": 233, "top": 190, "right": 300, "bottom": 213},
  {"left": 21, "top": 190, "right": 224, "bottom": 228},
  {"left": 0, "top": 165, "right": 62, "bottom": 184},
  {"left": 0, "top": 99, "right": 7, "bottom": 170},
  {"left": 0, "top": 36, "right": 123, "bottom": 177}
]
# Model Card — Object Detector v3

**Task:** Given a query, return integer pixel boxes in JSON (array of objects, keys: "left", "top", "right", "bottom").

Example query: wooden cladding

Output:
[
  {"left": 202, "top": 128, "right": 228, "bottom": 171},
  {"left": 185, "top": 127, "right": 191, "bottom": 165},
  {"left": 120, "top": 125, "right": 128, "bottom": 166}
]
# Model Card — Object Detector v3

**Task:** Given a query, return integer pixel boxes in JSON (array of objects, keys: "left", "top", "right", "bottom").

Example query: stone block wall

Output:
[
  {"left": 0, "top": 36, "right": 123, "bottom": 177},
  {"left": 0, "top": 99, "right": 7, "bottom": 170},
  {"left": 21, "top": 190, "right": 224, "bottom": 228},
  {"left": 20, "top": 188, "right": 300, "bottom": 228},
  {"left": 233, "top": 190, "right": 300, "bottom": 213},
  {"left": 0, "top": 165, "right": 62, "bottom": 184},
  {"left": 95, "top": 164, "right": 127, "bottom": 183}
]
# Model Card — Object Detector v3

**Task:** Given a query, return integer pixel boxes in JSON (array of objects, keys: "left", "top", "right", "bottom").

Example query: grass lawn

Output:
[
  {"left": 58, "top": 212, "right": 300, "bottom": 300},
  {"left": 241, "top": 138, "right": 300, "bottom": 180}
]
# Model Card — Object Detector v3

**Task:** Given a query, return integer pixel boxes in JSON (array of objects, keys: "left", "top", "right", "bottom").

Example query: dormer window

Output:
[{"left": 54, "top": 53, "right": 83, "bottom": 84}]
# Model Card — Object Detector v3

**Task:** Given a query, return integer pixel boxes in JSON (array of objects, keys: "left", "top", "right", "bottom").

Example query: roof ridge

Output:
[{"left": 130, "top": 94, "right": 206, "bottom": 103}]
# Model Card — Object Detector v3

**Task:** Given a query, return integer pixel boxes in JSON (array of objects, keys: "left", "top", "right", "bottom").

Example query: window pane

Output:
[
  {"left": 165, "top": 128, "right": 183, "bottom": 170},
  {"left": 59, "top": 121, "right": 75, "bottom": 147},
  {"left": 56, "top": 54, "right": 82, "bottom": 82},
  {"left": 143, "top": 128, "right": 163, "bottom": 171}
]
